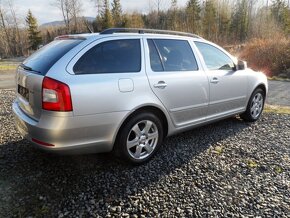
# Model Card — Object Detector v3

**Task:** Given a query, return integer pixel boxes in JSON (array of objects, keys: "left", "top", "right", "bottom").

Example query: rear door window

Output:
[
  {"left": 22, "top": 39, "right": 83, "bottom": 75},
  {"left": 148, "top": 39, "right": 198, "bottom": 72},
  {"left": 73, "top": 39, "right": 141, "bottom": 74}
]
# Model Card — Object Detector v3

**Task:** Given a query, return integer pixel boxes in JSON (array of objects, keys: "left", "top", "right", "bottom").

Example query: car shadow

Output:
[{"left": 0, "top": 116, "right": 250, "bottom": 216}]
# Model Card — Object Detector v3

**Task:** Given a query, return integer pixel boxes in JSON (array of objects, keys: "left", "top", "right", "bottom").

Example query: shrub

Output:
[{"left": 239, "top": 38, "right": 290, "bottom": 77}]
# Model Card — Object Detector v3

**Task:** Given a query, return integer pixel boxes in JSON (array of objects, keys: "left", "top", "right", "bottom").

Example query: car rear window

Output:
[{"left": 22, "top": 39, "right": 83, "bottom": 75}]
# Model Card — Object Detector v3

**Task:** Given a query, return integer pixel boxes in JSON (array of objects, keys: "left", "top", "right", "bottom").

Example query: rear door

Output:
[
  {"left": 16, "top": 39, "right": 83, "bottom": 120},
  {"left": 144, "top": 38, "right": 209, "bottom": 127},
  {"left": 195, "top": 41, "right": 247, "bottom": 120}
]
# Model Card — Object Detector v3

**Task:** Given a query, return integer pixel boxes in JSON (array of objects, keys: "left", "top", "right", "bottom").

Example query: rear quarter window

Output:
[
  {"left": 22, "top": 39, "right": 83, "bottom": 75},
  {"left": 73, "top": 39, "right": 141, "bottom": 74}
]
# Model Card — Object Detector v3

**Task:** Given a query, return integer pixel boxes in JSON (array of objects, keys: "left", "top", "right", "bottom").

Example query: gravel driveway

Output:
[{"left": 0, "top": 90, "right": 289, "bottom": 217}]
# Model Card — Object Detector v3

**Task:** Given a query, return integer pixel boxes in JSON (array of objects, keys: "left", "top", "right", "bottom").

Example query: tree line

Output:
[{"left": 0, "top": 0, "right": 289, "bottom": 58}]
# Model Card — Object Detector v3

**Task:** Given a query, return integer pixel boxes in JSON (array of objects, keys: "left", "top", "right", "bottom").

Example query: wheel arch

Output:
[
  {"left": 113, "top": 105, "right": 169, "bottom": 149},
  {"left": 255, "top": 83, "right": 267, "bottom": 97},
  {"left": 241, "top": 83, "right": 266, "bottom": 122},
  {"left": 246, "top": 83, "right": 267, "bottom": 107}
]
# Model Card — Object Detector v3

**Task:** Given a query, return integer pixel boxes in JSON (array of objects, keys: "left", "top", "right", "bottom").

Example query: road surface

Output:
[
  {"left": 266, "top": 80, "right": 290, "bottom": 106},
  {"left": 0, "top": 71, "right": 15, "bottom": 89}
]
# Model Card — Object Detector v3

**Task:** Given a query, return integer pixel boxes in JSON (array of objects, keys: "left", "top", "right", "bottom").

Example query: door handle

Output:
[
  {"left": 153, "top": 81, "right": 167, "bottom": 89},
  {"left": 210, "top": 77, "right": 219, "bottom": 84}
]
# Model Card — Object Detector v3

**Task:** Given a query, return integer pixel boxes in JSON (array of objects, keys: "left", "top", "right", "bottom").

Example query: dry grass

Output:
[
  {"left": 264, "top": 104, "right": 290, "bottom": 114},
  {"left": 267, "top": 76, "right": 290, "bottom": 82},
  {"left": 0, "top": 62, "right": 19, "bottom": 71}
]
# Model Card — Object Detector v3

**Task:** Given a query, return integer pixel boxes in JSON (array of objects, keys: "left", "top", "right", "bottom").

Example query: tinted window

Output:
[
  {"left": 149, "top": 39, "right": 198, "bottom": 71},
  {"left": 23, "top": 39, "right": 82, "bottom": 75},
  {"left": 74, "top": 39, "right": 141, "bottom": 74},
  {"left": 148, "top": 39, "right": 163, "bottom": 71},
  {"left": 195, "top": 42, "right": 234, "bottom": 71}
]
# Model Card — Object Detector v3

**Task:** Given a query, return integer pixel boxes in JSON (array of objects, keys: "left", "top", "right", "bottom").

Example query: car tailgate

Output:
[{"left": 16, "top": 67, "right": 43, "bottom": 121}]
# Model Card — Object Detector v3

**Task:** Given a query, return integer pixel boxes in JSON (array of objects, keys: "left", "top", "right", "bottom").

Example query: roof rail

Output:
[
  {"left": 55, "top": 35, "right": 86, "bottom": 40},
  {"left": 100, "top": 28, "right": 202, "bottom": 39}
]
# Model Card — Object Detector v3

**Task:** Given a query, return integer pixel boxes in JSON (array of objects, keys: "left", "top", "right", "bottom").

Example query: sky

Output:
[{"left": 13, "top": 0, "right": 189, "bottom": 25}]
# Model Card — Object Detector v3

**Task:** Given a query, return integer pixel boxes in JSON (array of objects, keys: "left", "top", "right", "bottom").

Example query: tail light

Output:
[{"left": 42, "top": 77, "right": 72, "bottom": 111}]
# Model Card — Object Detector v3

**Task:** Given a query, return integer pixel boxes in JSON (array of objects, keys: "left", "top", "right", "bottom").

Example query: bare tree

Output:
[
  {"left": 54, "top": 0, "right": 71, "bottom": 33},
  {"left": 92, "top": 0, "right": 103, "bottom": 18},
  {"left": 0, "top": 5, "right": 13, "bottom": 56},
  {"left": 8, "top": 0, "right": 24, "bottom": 55},
  {"left": 156, "top": 0, "right": 162, "bottom": 14},
  {"left": 70, "top": 0, "right": 82, "bottom": 33},
  {"left": 0, "top": 0, "right": 24, "bottom": 57},
  {"left": 53, "top": 0, "right": 82, "bottom": 33},
  {"left": 149, "top": 0, "right": 168, "bottom": 14}
]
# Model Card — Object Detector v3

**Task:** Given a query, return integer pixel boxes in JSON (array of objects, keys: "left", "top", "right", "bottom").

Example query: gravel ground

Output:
[{"left": 0, "top": 89, "right": 289, "bottom": 217}]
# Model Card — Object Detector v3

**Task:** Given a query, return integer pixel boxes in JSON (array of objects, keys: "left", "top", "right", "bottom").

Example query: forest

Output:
[{"left": 0, "top": 0, "right": 289, "bottom": 77}]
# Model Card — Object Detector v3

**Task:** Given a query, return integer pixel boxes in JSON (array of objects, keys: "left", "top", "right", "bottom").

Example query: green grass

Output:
[{"left": 264, "top": 105, "right": 290, "bottom": 114}]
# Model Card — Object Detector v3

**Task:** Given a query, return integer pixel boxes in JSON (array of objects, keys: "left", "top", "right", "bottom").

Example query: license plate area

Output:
[{"left": 18, "top": 85, "right": 29, "bottom": 101}]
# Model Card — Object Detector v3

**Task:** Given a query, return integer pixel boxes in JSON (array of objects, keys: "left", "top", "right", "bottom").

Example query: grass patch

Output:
[
  {"left": 214, "top": 146, "right": 223, "bottom": 155},
  {"left": 274, "top": 166, "right": 283, "bottom": 174},
  {"left": 0, "top": 62, "right": 19, "bottom": 71},
  {"left": 268, "top": 76, "right": 290, "bottom": 82},
  {"left": 247, "top": 160, "right": 258, "bottom": 168},
  {"left": 0, "top": 65, "right": 18, "bottom": 70},
  {"left": 264, "top": 104, "right": 290, "bottom": 114}
]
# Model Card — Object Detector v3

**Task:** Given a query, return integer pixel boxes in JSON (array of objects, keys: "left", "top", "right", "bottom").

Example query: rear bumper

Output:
[{"left": 12, "top": 101, "right": 128, "bottom": 155}]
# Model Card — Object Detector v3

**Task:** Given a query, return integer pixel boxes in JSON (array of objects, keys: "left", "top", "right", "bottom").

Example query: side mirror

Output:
[{"left": 237, "top": 60, "right": 247, "bottom": 70}]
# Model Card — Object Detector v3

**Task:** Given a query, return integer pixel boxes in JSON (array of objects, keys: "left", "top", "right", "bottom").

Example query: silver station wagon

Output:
[{"left": 13, "top": 28, "right": 268, "bottom": 164}]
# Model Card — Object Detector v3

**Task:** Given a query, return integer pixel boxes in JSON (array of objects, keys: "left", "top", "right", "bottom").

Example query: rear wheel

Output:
[
  {"left": 240, "top": 88, "right": 265, "bottom": 122},
  {"left": 114, "top": 112, "right": 164, "bottom": 164}
]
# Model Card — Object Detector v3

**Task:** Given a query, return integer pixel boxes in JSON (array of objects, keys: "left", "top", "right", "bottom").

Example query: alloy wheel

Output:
[
  {"left": 250, "top": 93, "right": 264, "bottom": 119},
  {"left": 126, "top": 120, "right": 159, "bottom": 160}
]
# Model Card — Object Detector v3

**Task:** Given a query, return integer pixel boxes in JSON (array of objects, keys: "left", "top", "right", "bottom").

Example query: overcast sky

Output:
[{"left": 13, "top": 0, "right": 188, "bottom": 25}]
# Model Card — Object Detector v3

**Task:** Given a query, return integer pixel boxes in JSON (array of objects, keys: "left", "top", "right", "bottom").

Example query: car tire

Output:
[
  {"left": 114, "top": 112, "right": 164, "bottom": 165},
  {"left": 240, "top": 88, "right": 265, "bottom": 122}
]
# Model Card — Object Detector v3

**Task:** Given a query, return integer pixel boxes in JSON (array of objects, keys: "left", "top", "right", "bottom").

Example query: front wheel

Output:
[
  {"left": 240, "top": 88, "right": 265, "bottom": 122},
  {"left": 114, "top": 112, "right": 164, "bottom": 164}
]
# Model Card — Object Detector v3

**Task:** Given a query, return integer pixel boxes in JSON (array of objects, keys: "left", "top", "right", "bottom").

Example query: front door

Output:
[{"left": 195, "top": 42, "right": 247, "bottom": 120}]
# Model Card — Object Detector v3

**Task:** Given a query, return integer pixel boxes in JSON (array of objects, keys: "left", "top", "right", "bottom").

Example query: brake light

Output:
[{"left": 42, "top": 77, "right": 72, "bottom": 111}]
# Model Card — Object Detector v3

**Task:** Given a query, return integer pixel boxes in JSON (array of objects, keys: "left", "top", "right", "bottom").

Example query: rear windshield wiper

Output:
[
  {"left": 20, "top": 64, "right": 41, "bottom": 74},
  {"left": 20, "top": 63, "right": 32, "bottom": 71}
]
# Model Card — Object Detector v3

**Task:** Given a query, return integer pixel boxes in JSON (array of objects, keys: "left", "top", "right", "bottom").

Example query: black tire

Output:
[
  {"left": 114, "top": 112, "right": 164, "bottom": 165},
  {"left": 240, "top": 88, "right": 265, "bottom": 122}
]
